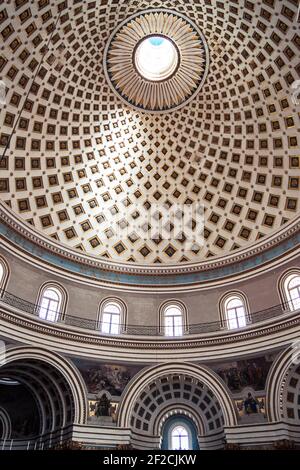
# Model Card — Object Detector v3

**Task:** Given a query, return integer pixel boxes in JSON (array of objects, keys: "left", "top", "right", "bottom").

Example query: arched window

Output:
[
  {"left": 38, "top": 287, "right": 62, "bottom": 322},
  {"left": 99, "top": 300, "right": 125, "bottom": 335},
  {"left": 162, "top": 303, "right": 185, "bottom": 337},
  {"left": 161, "top": 415, "right": 198, "bottom": 450},
  {"left": 284, "top": 273, "right": 300, "bottom": 311},
  {"left": 220, "top": 293, "right": 249, "bottom": 330},
  {"left": 170, "top": 424, "right": 191, "bottom": 450}
]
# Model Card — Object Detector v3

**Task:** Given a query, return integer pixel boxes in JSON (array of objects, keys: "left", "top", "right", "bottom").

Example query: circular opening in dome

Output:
[{"left": 134, "top": 36, "right": 179, "bottom": 82}]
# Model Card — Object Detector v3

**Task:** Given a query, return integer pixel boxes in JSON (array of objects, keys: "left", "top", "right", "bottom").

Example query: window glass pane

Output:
[
  {"left": 171, "top": 425, "right": 190, "bottom": 450},
  {"left": 290, "top": 287, "right": 300, "bottom": 300},
  {"left": 293, "top": 298, "right": 300, "bottom": 309},
  {"left": 39, "top": 289, "right": 60, "bottom": 322},
  {"left": 174, "top": 325, "right": 183, "bottom": 336},
  {"left": 289, "top": 276, "right": 300, "bottom": 289},
  {"left": 164, "top": 305, "right": 184, "bottom": 336},
  {"left": 111, "top": 313, "right": 120, "bottom": 334},
  {"left": 101, "top": 312, "right": 120, "bottom": 334},
  {"left": 226, "top": 296, "right": 246, "bottom": 330},
  {"left": 236, "top": 306, "right": 246, "bottom": 327},
  {"left": 172, "top": 436, "right": 180, "bottom": 449},
  {"left": 101, "top": 313, "right": 111, "bottom": 333},
  {"left": 40, "top": 297, "right": 49, "bottom": 309},
  {"left": 110, "top": 321, "right": 120, "bottom": 335},
  {"left": 47, "top": 299, "right": 59, "bottom": 322},
  {"left": 290, "top": 289, "right": 300, "bottom": 310},
  {"left": 165, "top": 305, "right": 181, "bottom": 317},
  {"left": 174, "top": 316, "right": 182, "bottom": 326},
  {"left": 173, "top": 316, "right": 183, "bottom": 336},
  {"left": 227, "top": 297, "right": 243, "bottom": 309},
  {"left": 165, "top": 316, "right": 173, "bottom": 326},
  {"left": 285, "top": 275, "right": 300, "bottom": 311},
  {"left": 227, "top": 309, "right": 236, "bottom": 320},
  {"left": 39, "top": 298, "right": 49, "bottom": 320},
  {"left": 227, "top": 308, "right": 238, "bottom": 329},
  {"left": 44, "top": 288, "right": 60, "bottom": 301},
  {"left": 110, "top": 314, "right": 119, "bottom": 324},
  {"left": 103, "top": 303, "right": 121, "bottom": 314},
  {"left": 164, "top": 316, "right": 173, "bottom": 336},
  {"left": 228, "top": 317, "right": 238, "bottom": 329},
  {"left": 165, "top": 321, "right": 173, "bottom": 336}
]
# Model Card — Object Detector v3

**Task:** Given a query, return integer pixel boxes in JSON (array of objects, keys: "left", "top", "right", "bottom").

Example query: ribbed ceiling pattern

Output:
[{"left": 0, "top": 0, "right": 299, "bottom": 264}]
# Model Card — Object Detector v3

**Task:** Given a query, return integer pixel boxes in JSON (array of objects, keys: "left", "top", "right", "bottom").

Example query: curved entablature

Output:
[
  {"left": 0, "top": 0, "right": 299, "bottom": 452},
  {"left": 0, "top": 202, "right": 300, "bottom": 290},
  {"left": 1, "top": 301, "right": 299, "bottom": 364},
  {"left": 0, "top": 1, "right": 299, "bottom": 266},
  {"left": 0, "top": 285, "right": 298, "bottom": 338}
]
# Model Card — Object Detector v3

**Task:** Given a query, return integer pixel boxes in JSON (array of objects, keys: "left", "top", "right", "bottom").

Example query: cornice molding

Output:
[
  {"left": 0, "top": 202, "right": 299, "bottom": 288},
  {"left": 0, "top": 304, "right": 299, "bottom": 362}
]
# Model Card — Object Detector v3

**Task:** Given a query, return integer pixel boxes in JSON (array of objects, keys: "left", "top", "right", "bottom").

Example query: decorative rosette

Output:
[{"left": 104, "top": 9, "right": 209, "bottom": 113}]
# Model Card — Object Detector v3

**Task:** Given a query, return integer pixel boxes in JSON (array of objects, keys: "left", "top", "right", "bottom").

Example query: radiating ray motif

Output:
[{"left": 104, "top": 10, "right": 209, "bottom": 113}]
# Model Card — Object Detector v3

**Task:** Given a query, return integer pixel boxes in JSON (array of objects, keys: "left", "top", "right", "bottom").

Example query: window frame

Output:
[
  {"left": 159, "top": 301, "right": 188, "bottom": 337},
  {"left": 280, "top": 270, "right": 300, "bottom": 312},
  {"left": 219, "top": 292, "right": 251, "bottom": 330},
  {"left": 168, "top": 422, "right": 192, "bottom": 450},
  {"left": 36, "top": 282, "right": 67, "bottom": 323},
  {"left": 98, "top": 298, "right": 127, "bottom": 335}
]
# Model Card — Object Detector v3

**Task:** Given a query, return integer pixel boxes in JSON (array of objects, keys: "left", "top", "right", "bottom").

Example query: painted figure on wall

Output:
[
  {"left": 211, "top": 356, "right": 273, "bottom": 392},
  {"left": 243, "top": 392, "right": 259, "bottom": 414},
  {"left": 95, "top": 393, "right": 111, "bottom": 417},
  {"left": 235, "top": 396, "right": 265, "bottom": 417},
  {"left": 77, "top": 362, "right": 142, "bottom": 396}
]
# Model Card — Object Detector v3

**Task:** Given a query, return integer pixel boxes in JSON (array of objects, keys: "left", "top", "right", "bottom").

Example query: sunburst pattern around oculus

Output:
[{"left": 104, "top": 9, "right": 210, "bottom": 113}]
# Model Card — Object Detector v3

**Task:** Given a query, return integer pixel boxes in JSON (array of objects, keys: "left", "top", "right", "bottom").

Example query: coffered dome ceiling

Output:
[{"left": 0, "top": 0, "right": 299, "bottom": 265}]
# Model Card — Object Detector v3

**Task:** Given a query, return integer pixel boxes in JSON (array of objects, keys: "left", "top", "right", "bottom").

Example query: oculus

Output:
[
  {"left": 134, "top": 36, "right": 179, "bottom": 82},
  {"left": 104, "top": 9, "right": 209, "bottom": 113}
]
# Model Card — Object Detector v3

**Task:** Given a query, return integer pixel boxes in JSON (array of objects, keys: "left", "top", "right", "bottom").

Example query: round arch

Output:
[
  {"left": 158, "top": 300, "right": 188, "bottom": 335},
  {"left": 117, "top": 362, "right": 237, "bottom": 428},
  {"left": 98, "top": 297, "right": 128, "bottom": 333},
  {"left": 36, "top": 282, "right": 68, "bottom": 321},
  {"left": 0, "top": 255, "right": 10, "bottom": 294},
  {"left": 218, "top": 290, "right": 251, "bottom": 328},
  {"left": 0, "top": 406, "right": 12, "bottom": 440},
  {"left": 155, "top": 404, "right": 205, "bottom": 437},
  {"left": 0, "top": 346, "right": 88, "bottom": 425},
  {"left": 266, "top": 346, "right": 300, "bottom": 423},
  {"left": 161, "top": 414, "right": 199, "bottom": 450},
  {"left": 277, "top": 268, "right": 300, "bottom": 311}
]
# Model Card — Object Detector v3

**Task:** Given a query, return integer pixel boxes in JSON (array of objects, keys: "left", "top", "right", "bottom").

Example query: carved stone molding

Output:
[
  {"left": 1, "top": 304, "right": 299, "bottom": 356},
  {"left": 0, "top": 202, "right": 299, "bottom": 286}
]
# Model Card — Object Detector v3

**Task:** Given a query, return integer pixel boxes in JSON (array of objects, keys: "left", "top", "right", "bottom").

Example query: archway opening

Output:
[{"left": 0, "top": 358, "right": 77, "bottom": 449}]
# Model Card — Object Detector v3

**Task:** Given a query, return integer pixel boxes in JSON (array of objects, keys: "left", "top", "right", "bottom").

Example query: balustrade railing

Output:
[
  {"left": 0, "top": 426, "right": 73, "bottom": 450},
  {"left": 0, "top": 288, "right": 296, "bottom": 337}
]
